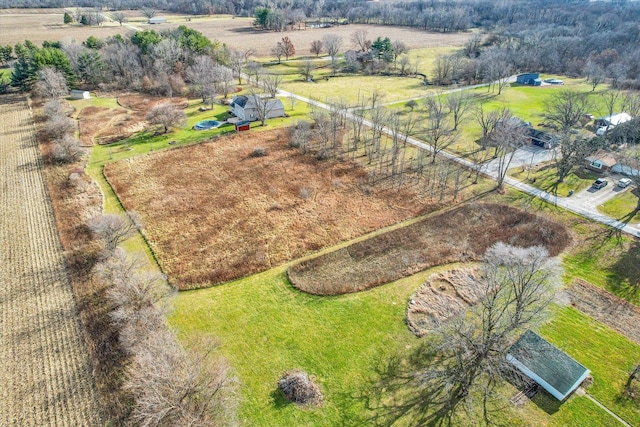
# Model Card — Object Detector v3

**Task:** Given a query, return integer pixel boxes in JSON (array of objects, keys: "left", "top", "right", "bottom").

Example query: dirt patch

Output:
[
  {"left": 565, "top": 279, "right": 640, "bottom": 344},
  {"left": 287, "top": 203, "right": 570, "bottom": 295},
  {"left": 407, "top": 268, "right": 483, "bottom": 336},
  {"left": 117, "top": 94, "right": 188, "bottom": 111},
  {"left": 105, "top": 128, "right": 446, "bottom": 290}
]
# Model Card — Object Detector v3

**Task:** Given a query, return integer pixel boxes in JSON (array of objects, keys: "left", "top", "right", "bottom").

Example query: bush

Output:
[
  {"left": 250, "top": 147, "right": 267, "bottom": 157},
  {"left": 51, "top": 134, "right": 83, "bottom": 163},
  {"left": 43, "top": 114, "right": 74, "bottom": 140},
  {"left": 278, "top": 370, "right": 323, "bottom": 406}
]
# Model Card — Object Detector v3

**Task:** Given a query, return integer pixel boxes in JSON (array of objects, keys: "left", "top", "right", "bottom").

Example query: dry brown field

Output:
[
  {"left": 0, "top": 94, "right": 103, "bottom": 425},
  {"left": 0, "top": 10, "right": 470, "bottom": 56},
  {"left": 287, "top": 203, "right": 570, "bottom": 295},
  {"left": 0, "top": 9, "right": 132, "bottom": 46},
  {"left": 105, "top": 128, "right": 448, "bottom": 290},
  {"left": 164, "top": 17, "right": 471, "bottom": 56}
]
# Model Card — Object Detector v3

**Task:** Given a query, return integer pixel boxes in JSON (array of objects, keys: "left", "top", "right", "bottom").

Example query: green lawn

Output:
[
  {"left": 541, "top": 307, "right": 640, "bottom": 425},
  {"left": 283, "top": 74, "right": 436, "bottom": 106},
  {"left": 598, "top": 188, "right": 640, "bottom": 224},
  {"left": 509, "top": 163, "right": 601, "bottom": 196}
]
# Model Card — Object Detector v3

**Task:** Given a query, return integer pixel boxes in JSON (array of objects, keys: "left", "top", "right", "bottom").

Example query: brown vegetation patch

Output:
[
  {"left": 161, "top": 18, "right": 471, "bottom": 56},
  {"left": 287, "top": 203, "right": 569, "bottom": 295},
  {"left": 407, "top": 269, "right": 483, "bottom": 336},
  {"left": 77, "top": 106, "right": 128, "bottom": 146},
  {"left": 565, "top": 279, "right": 640, "bottom": 344},
  {"left": 117, "top": 94, "right": 188, "bottom": 112},
  {"left": 104, "top": 129, "right": 442, "bottom": 290}
]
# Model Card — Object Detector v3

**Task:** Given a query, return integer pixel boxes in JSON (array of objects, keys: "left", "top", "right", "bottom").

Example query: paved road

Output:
[{"left": 277, "top": 88, "right": 640, "bottom": 238}]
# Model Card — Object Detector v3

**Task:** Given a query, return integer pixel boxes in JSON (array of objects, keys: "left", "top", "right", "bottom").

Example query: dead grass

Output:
[
  {"left": 565, "top": 279, "right": 640, "bottom": 344},
  {"left": 287, "top": 203, "right": 570, "bottom": 295},
  {"left": 407, "top": 268, "right": 482, "bottom": 336},
  {"left": 171, "top": 19, "right": 471, "bottom": 57},
  {"left": 104, "top": 128, "right": 448, "bottom": 290},
  {"left": 75, "top": 94, "right": 187, "bottom": 145}
]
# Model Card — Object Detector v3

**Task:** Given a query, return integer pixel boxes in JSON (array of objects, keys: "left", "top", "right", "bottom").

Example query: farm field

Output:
[
  {"left": 0, "top": 11, "right": 471, "bottom": 57},
  {"left": 0, "top": 94, "right": 103, "bottom": 424},
  {"left": 104, "top": 128, "right": 491, "bottom": 290},
  {"left": 0, "top": 9, "right": 130, "bottom": 46}
]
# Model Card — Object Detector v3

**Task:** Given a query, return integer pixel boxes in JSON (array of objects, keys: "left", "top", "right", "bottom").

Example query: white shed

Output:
[
  {"left": 70, "top": 90, "right": 90, "bottom": 100},
  {"left": 148, "top": 17, "right": 167, "bottom": 24}
]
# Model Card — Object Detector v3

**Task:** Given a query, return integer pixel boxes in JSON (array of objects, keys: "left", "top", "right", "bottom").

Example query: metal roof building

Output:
[{"left": 507, "top": 330, "right": 590, "bottom": 401}]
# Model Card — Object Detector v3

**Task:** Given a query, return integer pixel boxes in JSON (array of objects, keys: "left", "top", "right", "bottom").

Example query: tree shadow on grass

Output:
[
  {"left": 606, "top": 239, "right": 640, "bottom": 303},
  {"left": 270, "top": 387, "right": 292, "bottom": 410}
]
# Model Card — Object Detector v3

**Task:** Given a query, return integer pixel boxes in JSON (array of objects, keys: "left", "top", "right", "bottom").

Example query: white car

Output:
[{"left": 617, "top": 178, "right": 633, "bottom": 188}]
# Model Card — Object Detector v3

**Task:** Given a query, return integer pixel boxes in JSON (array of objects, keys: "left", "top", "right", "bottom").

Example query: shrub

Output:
[
  {"left": 250, "top": 147, "right": 267, "bottom": 157},
  {"left": 278, "top": 370, "right": 323, "bottom": 406},
  {"left": 51, "top": 134, "right": 83, "bottom": 163}
]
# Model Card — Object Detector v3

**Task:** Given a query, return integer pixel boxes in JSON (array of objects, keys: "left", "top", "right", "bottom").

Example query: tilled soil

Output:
[
  {"left": 566, "top": 279, "right": 640, "bottom": 344},
  {"left": 0, "top": 95, "right": 103, "bottom": 425}
]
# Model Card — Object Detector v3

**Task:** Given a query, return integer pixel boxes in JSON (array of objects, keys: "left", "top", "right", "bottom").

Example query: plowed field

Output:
[{"left": 0, "top": 95, "right": 103, "bottom": 425}]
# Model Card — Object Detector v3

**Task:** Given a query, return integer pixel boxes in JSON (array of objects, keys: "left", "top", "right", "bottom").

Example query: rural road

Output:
[
  {"left": 0, "top": 95, "right": 103, "bottom": 425},
  {"left": 277, "top": 87, "right": 640, "bottom": 237}
]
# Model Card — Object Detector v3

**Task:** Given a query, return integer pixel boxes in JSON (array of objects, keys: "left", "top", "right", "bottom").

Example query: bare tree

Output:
[
  {"left": 299, "top": 59, "right": 314, "bottom": 81},
  {"left": 447, "top": 90, "right": 472, "bottom": 131},
  {"left": 113, "top": 11, "right": 127, "bottom": 26},
  {"left": 490, "top": 113, "right": 530, "bottom": 191},
  {"left": 271, "top": 42, "right": 286, "bottom": 64},
  {"left": 229, "top": 49, "right": 244, "bottom": 84},
  {"left": 247, "top": 88, "right": 277, "bottom": 126},
  {"left": 124, "top": 332, "right": 238, "bottom": 427},
  {"left": 140, "top": 7, "right": 156, "bottom": 19},
  {"left": 622, "top": 92, "right": 640, "bottom": 118},
  {"left": 147, "top": 103, "right": 186, "bottom": 133},
  {"left": 475, "top": 104, "right": 505, "bottom": 146},
  {"left": 186, "top": 55, "right": 217, "bottom": 104},
  {"left": 544, "top": 89, "right": 592, "bottom": 132},
  {"left": 310, "top": 39, "right": 323, "bottom": 57},
  {"left": 43, "top": 113, "right": 75, "bottom": 140},
  {"left": 422, "top": 95, "right": 457, "bottom": 163},
  {"left": 51, "top": 134, "right": 83, "bottom": 163},
  {"left": 280, "top": 36, "right": 295, "bottom": 60},
  {"left": 350, "top": 29, "right": 369, "bottom": 51},
  {"left": 368, "top": 243, "right": 561, "bottom": 426},
  {"left": 392, "top": 40, "right": 407, "bottom": 63},
  {"left": 33, "top": 67, "right": 68, "bottom": 99},
  {"left": 263, "top": 73, "right": 283, "bottom": 98},
  {"left": 322, "top": 34, "right": 342, "bottom": 75},
  {"left": 88, "top": 212, "right": 141, "bottom": 254},
  {"left": 601, "top": 89, "right": 621, "bottom": 119},
  {"left": 212, "top": 65, "right": 234, "bottom": 99}
]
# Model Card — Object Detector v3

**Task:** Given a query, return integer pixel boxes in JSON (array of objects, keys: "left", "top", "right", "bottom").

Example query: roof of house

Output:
[
  {"left": 528, "top": 128, "right": 556, "bottom": 142},
  {"left": 507, "top": 330, "right": 589, "bottom": 401},
  {"left": 585, "top": 150, "right": 617, "bottom": 167},
  {"left": 518, "top": 73, "right": 539, "bottom": 78},
  {"left": 231, "top": 95, "right": 249, "bottom": 108},
  {"left": 599, "top": 112, "right": 632, "bottom": 126}
]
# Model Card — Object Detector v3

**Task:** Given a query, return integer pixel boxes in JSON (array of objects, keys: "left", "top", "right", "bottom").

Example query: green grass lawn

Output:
[
  {"left": 509, "top": 163, "right": 600, "bottom": 196},
  {"left": 541, "top": 306, "right": 640, "bottom": 425},
  {"left": 598, "top": 188, "right": 640, "bottom": 224},
  {"left": 283, "top": 74, "right": 436, "bottom": 106}
]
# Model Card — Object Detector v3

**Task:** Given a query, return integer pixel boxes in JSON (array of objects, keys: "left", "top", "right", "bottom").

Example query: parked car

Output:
[
  {"left": 617, "top": 178, "right": 633, "bottom": 188},
  {"left": 592, "top": 178, "right": 608, "bottom": 189}
]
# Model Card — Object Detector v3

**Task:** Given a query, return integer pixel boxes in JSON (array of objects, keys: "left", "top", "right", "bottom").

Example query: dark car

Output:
[{"left": 592, "top": 178, "right": 608, "bottom": 189}]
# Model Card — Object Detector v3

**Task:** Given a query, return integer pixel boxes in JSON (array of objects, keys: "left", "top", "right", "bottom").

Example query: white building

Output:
[
  {"left": 229, "top": 95, "right": 285, "bottom": 122},
  {"left": 70, "top": 90, "right": 90, "bottom": 99}
]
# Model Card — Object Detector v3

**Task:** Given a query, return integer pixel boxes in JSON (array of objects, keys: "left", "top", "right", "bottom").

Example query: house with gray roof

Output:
[
  {"left": 507, "top": 330, "right": 590, "bottom": 401},
  {"left": 229, "top": 95, "right": 285, "bottom": 122}
]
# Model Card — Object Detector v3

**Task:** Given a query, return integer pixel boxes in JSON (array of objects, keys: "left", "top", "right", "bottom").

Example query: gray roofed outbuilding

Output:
[{"left": 507, "top": 330, "right": 590, "bottom": 401}]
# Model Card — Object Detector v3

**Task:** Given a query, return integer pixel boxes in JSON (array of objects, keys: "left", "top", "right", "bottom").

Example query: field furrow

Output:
[{"left": 0, "top": 95, "right": 103, "bottom": 426}]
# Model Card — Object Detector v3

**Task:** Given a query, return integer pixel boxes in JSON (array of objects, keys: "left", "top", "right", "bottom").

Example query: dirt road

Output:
[{"left": 0, "top": 95, "right": 103, "bottom": 425}]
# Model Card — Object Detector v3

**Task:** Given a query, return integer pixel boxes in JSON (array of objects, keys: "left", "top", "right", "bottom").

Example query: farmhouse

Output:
[
  {"left": 516, "top": 73, "right": 542, "bottom": 86},
  {"left": 229, "top": 95, "right": 285, "bottom": 121},
  {"left": 507, "top": 330, "right": 590, "bottom": 401},
  {"left": 148, "top": 17, "right": 167, "bottom": 24},
  {"left": 585, "top": 151, "right": 617, "bottom": 172},
  {"left": 70, "top": 90, "right": 90, "bottom": 100}
]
